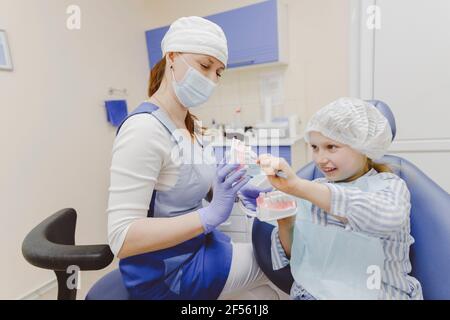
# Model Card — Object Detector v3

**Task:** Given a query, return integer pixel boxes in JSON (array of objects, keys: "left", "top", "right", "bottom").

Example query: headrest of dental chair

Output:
[{"left": 366, "top": 99, "right": 397, "bottom": 141}]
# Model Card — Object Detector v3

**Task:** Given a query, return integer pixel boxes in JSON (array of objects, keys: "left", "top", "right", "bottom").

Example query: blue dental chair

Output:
[
  {"left": 252, "top": 100, "right": 450, "bottom": 300},
  {"left": 22, "top": 100, "right": 450, "bottom": 300}
]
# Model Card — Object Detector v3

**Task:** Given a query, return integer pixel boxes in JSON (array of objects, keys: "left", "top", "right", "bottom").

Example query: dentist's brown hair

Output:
[{"left": 148, "top": 57, "right": 200, "bottom": 138}]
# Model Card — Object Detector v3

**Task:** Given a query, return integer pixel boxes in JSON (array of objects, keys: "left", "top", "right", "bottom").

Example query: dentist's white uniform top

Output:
[
  {"left": 106, "top": 102, "right": 277, "bottom": 300},
  {"left": 107, "top": 112, "right": 185, "bottom": 256}
]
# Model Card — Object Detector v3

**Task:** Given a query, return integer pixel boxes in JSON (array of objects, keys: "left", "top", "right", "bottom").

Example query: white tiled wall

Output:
[{"left": 191, "top": 66, "right": 294, "bottom": 128}]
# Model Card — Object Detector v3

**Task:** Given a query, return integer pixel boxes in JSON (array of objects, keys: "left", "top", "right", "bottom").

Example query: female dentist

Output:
[{"left": 107, "top": 16, "right": 270, "bottom": 300}]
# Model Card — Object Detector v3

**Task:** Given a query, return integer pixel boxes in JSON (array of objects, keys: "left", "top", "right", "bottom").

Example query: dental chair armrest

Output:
[
  {"left": 22, "top": 242, "right": 114, "bottom": 271},
  {"left": 22, "top": 208, "right": 114, "bottom": 272}
]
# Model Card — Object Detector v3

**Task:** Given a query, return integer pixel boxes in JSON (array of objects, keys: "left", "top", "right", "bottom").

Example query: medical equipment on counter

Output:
[
  {"left": 225, "top": 129, "right": 245, "bottom": 141},
  {"left": 253, "top": 121, "right": 289, "bottom": 139}
]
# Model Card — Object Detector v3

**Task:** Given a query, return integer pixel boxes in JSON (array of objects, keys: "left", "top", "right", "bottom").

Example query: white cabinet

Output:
[{"left": 352, "top": 0, "right": 450, "bottom": 192}]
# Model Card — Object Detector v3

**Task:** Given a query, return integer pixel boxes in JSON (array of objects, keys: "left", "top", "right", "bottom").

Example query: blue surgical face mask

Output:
[{"left": 171, "top": 55, "right": 217, "bottom": 109}]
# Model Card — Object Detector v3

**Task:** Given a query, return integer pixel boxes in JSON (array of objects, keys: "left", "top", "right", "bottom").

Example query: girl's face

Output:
[{"left": 309, "top": 131, "right": 368, "bottom": 182}]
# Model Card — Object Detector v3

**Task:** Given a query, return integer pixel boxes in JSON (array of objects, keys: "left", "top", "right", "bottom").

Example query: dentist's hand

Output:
[
  {"left": 198, "top": 162, "right": 251, "bottom": 234},
  {"left": 238, "top": 184, "right": 273, "bottom": 212}
]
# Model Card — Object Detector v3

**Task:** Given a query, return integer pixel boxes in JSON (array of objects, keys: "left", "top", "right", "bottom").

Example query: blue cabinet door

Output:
[
  {"left": 145, "top": 26, "right": 169, "bottom": 69},
  {"left": 145, "top": 0, "right": 279, "bottom": 70},
  {"left": 207, "top": 0, "right": 279, "bottom": 69}
]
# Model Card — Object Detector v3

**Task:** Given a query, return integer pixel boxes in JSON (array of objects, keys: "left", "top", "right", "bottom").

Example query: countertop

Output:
[{"left": 208, "top": 135, "right": 304, "bottom": 147}]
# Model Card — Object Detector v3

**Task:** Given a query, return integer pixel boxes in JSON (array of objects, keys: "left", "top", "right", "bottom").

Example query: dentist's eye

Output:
[{"left": 311, "top": 145, "right": 317, "bottom": 151}]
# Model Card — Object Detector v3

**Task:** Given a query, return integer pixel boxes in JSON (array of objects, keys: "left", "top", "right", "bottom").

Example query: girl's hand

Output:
[{"left": 257, "top": 154, "right": 302, "bottom": 195}]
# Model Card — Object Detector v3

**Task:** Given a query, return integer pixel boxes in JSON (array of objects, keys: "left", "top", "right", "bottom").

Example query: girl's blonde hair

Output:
[{"left": 367, "top": 158, "right": 392, "bottom": 173}]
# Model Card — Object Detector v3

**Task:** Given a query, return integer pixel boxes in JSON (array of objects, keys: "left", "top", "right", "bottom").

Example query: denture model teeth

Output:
[
  {"left": 255, "top": 191, "right": 298, "bottom": 221},
  {"left": 230, "top": 138, "right": 257, "bottom": 170}
]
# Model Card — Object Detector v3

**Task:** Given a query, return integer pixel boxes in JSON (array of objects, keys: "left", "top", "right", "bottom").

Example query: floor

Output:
[{"left": 36, "top": 260, "right": 291, "bottom": 300}]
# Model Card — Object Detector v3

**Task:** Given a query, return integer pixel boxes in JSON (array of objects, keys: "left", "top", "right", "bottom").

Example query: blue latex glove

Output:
[
  {"left": 238, "top": 183, "right": 273, "bottom": 212},
  {"left": 198, "top": 162, "right": 251, "bottom": 234}
]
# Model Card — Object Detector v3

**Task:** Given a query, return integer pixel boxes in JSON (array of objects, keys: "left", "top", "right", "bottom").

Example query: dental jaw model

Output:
[
  {"left": 241, "top": 189, "right": 298, "bottom": 222},
  {"left": 255, "top": 191, "right": 297, "bottom": 221},
  {"left": 230, "top": 139, "right": 297, "bottom": 220}
]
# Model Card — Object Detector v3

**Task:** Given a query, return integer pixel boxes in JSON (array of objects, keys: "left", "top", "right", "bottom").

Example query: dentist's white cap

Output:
[{"left": 161, "top": 16, "right": 228, "bottom": 67}]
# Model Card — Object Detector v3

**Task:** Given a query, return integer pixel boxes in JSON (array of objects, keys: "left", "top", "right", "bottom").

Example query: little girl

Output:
[{"left": 250, "top": 98, "right": 423, "bottom": 300}]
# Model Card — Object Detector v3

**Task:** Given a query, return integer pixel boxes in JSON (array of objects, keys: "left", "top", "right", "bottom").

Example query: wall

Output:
[
  {"left": 0, "top": 0, "right": 150, "bottom": 299},
  {"left": 353, "top": 0, "right": 450, "bottom": 192}
]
